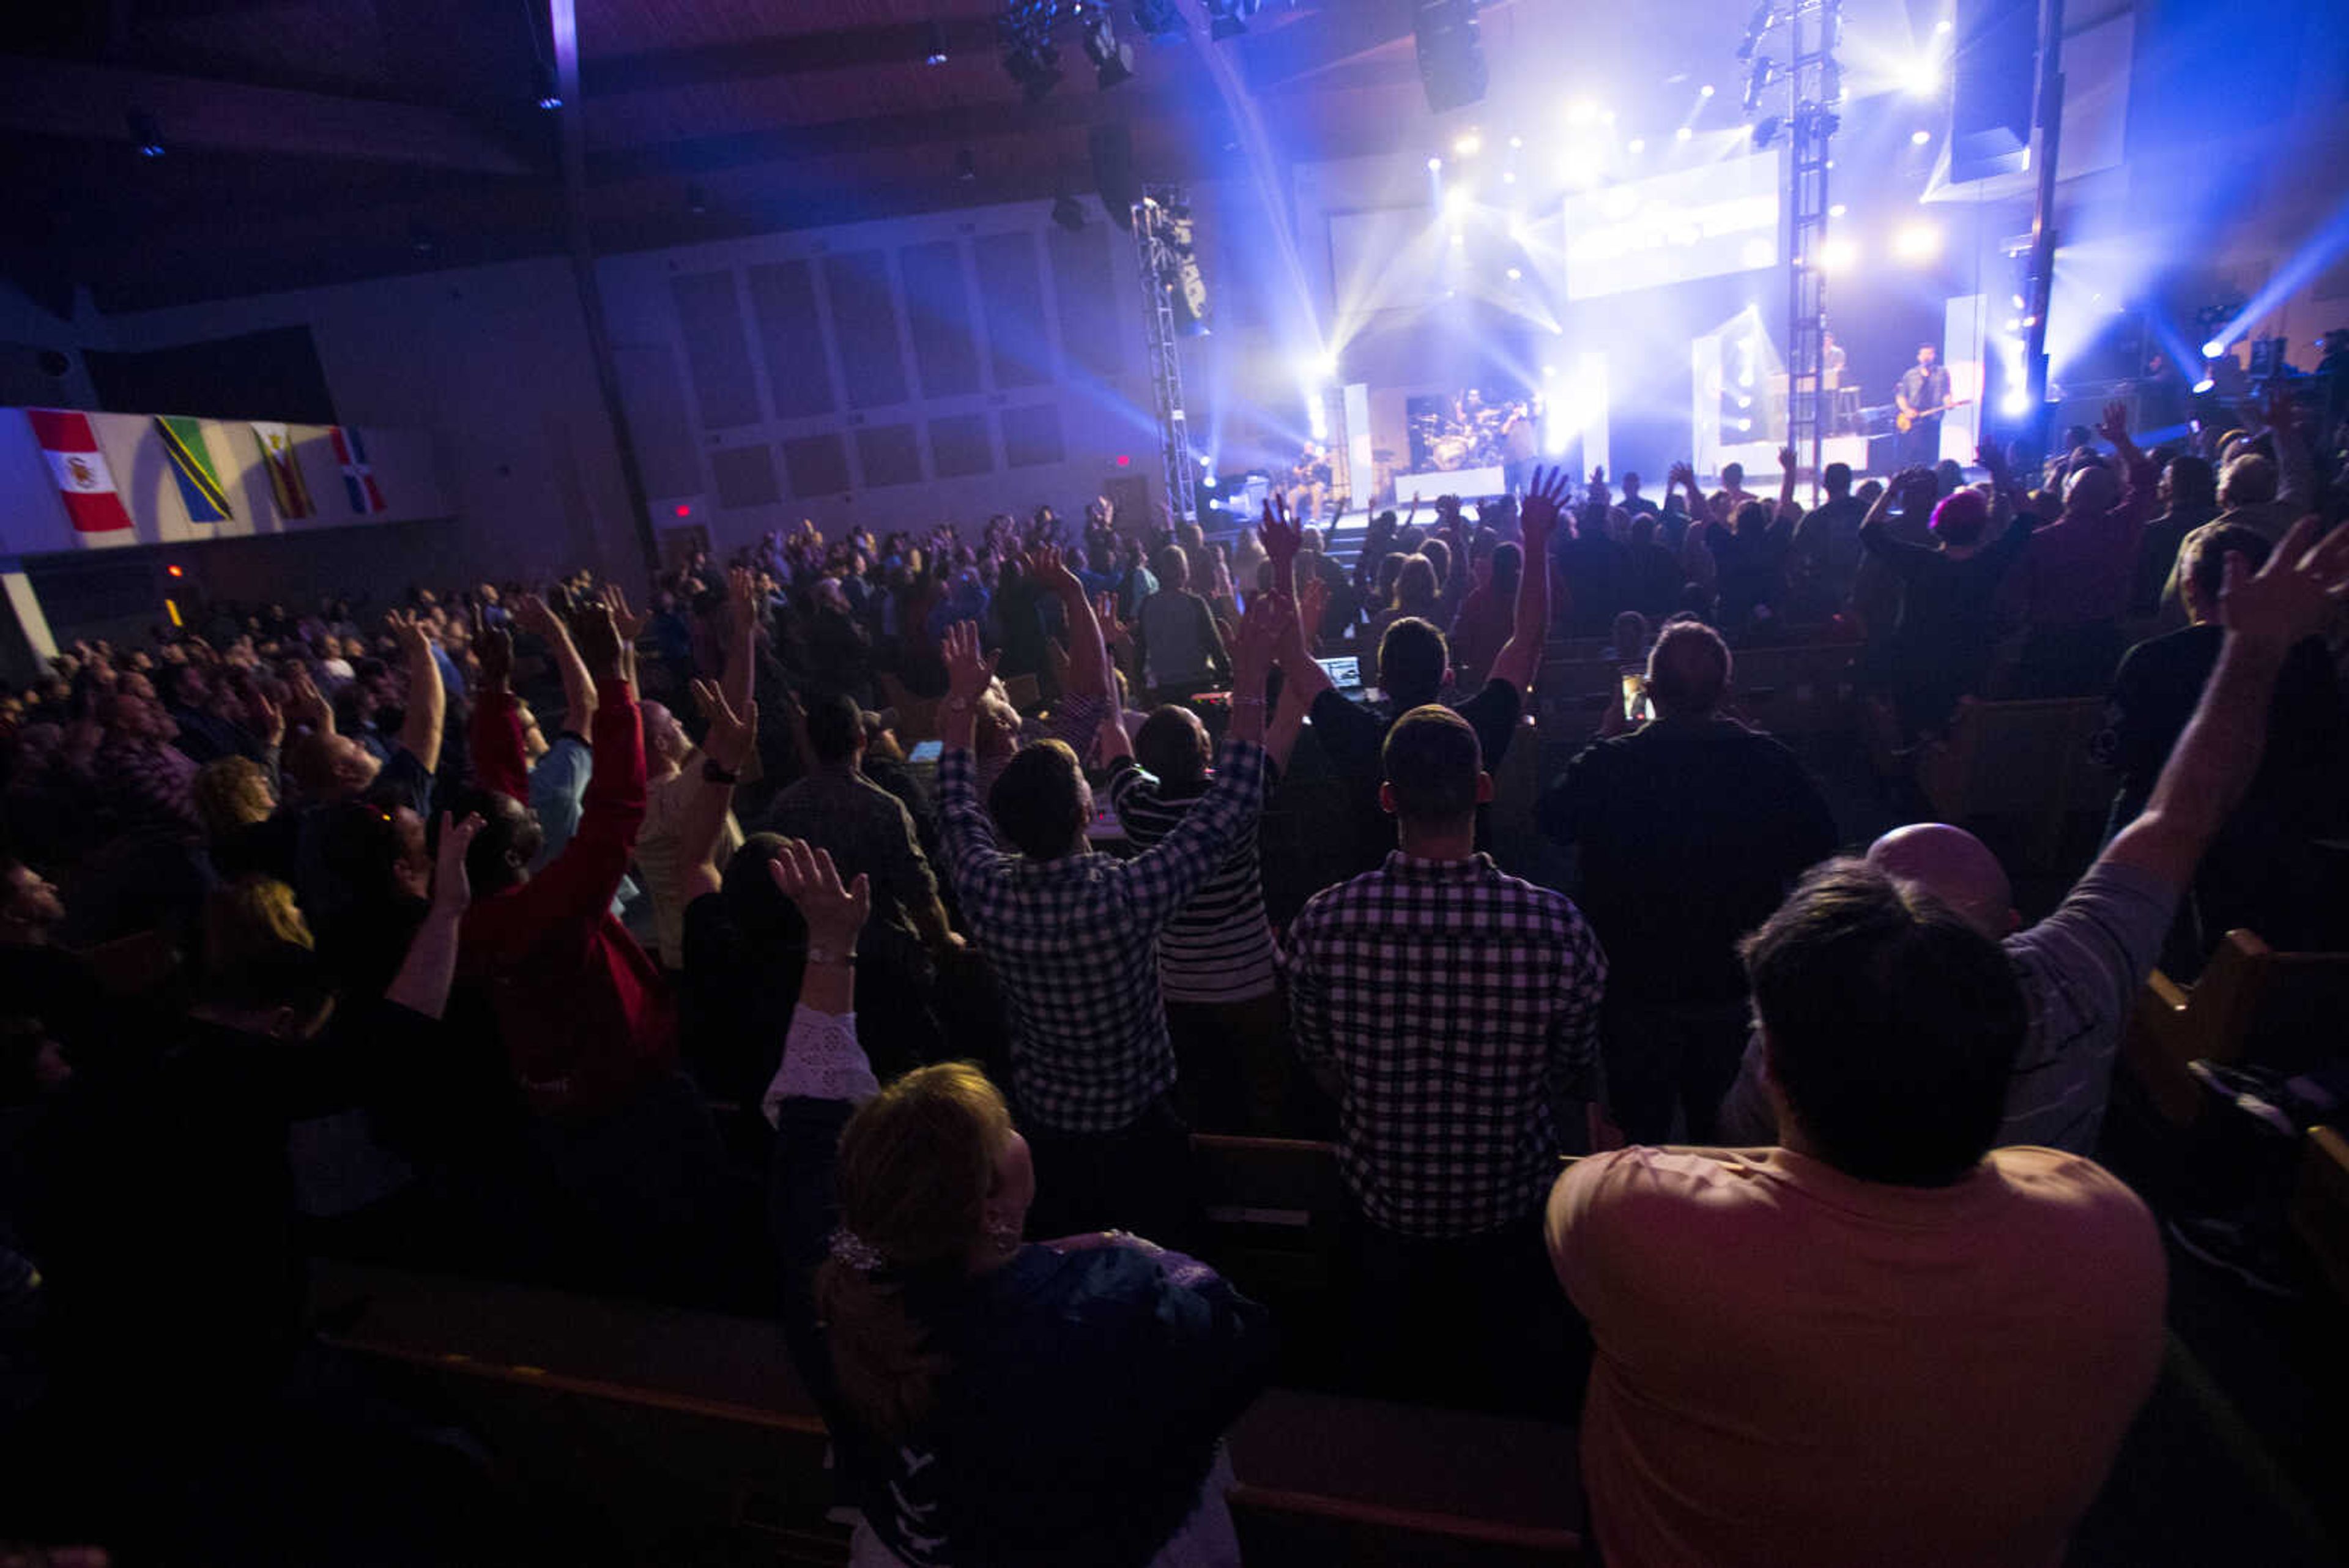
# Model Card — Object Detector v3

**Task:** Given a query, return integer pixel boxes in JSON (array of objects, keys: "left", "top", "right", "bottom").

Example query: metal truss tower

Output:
[
  {"left": 1134, "top": 184, "right": 1198, "bottom": 524},
  {"left": 1781, "top": 0, "right": 1843, "bottom": 500}
]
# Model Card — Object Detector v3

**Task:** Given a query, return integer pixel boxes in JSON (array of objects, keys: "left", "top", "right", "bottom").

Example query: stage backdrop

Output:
[{"left": 0, "top": 407, "right": 445, "bottom": 557}]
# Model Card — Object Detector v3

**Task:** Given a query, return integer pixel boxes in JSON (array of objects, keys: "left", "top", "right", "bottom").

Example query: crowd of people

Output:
[{"left": 1, "top": 370, "right": 2347, "bottom": 1563}]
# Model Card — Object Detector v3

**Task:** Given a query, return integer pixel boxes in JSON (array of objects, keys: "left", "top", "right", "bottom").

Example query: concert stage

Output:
[{"left": 1390, "top": 464, "right": 1507, "bottom": 502}]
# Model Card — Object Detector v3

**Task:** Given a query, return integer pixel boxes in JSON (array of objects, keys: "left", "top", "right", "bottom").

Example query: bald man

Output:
[{"left": 1720, "top": 513, "right": 2349, "bottom": 1153}]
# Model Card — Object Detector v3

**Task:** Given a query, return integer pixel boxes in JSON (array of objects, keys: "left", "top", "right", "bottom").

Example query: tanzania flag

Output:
[
  {"left": 251, "top": 422, "right": 314, "bottom": 519},
  {"left": 331, "top": 425, "right": 386, "bottom": 515},
  {"left": 155, "top": 415, "right": 231, "bottom": 523},
  {"left": 28, "top": 409, "right": 135, "bottom": 534}
]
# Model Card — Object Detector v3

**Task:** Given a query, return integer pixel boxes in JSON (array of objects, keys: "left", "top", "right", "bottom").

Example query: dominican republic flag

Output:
[
  {"left": 331, "top": 425, "right": 386, "bottom": 515},
  {"left": 155, "top": 415, "right": 232, "bottom": 524},
  {"left": 251, "top": 422, "right": 314, "bottom": 519},
  {"left": 28, "top": 409, "right": 135, "bottom": 534}
]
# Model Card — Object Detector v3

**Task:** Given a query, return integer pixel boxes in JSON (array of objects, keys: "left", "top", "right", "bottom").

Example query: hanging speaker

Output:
[
  {"left": 1089, "top": 123, "right": 1140, "bottom": 230},
  {"left": 1413, "top": 0, "right": 1488, "bottom": 115},
  {"left": 1948, "top": 0, "right": 2037, "bottom": 184}
]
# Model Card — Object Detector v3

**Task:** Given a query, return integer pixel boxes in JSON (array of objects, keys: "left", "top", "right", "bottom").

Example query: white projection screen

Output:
[{"left": 1558, "top": 152, "right": 1782, "bottom": 300}]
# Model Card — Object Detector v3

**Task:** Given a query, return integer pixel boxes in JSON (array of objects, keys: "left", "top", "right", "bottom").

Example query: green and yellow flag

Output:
[{"left": 156, "top": 415, "right": 231, "bottom": 524}]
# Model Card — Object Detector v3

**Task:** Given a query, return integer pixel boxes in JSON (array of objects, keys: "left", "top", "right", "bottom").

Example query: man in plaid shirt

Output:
[
  {"left": 937, "top": 561, "right": 1285, "bottom": 1239},
  {"left": 1285, "top": 702, "right": 1606, "bottom": 1405}
]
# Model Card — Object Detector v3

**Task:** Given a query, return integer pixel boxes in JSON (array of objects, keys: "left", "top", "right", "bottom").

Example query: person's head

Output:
[
  {"left": 1929, "top": 487, "right": 1991, "bottom": 549},
  {"left": 1644, "top": 620, "right": 1730, "bottom": 718},
  {"left": 805, "top": 691, "right": 868, "bottom": 767},
  {"left": 1821, "top": 461, "right": 1852, "bottom": 498},
  {"left": 1855, "top": 478, "right": 1885, "bottom": 510},
  {"left": 1374, "top": 617, "right": 1449, "bottom": 707},
  {"left": 1721, "top": 461, "right": 1745, "bottom": 491},
  {"left": 1135, "top": 705, "right": 1211, "bottom": 788},
  {"left": 1379, "top": 705, "right": 1491, "bottom": 839},
  {"left": 0, "top": 858, "right": 65, "bottom": 945},
  {"left": 283, "top": 729, "right": 385, "bottom": 802},
  {"left": 1745, "top": 860, "right": 2024, "bottom": 1186},
  {"left": 1488, "top": 540, "right": 1523, "bottom": 601},
  {"left": 988, "top": 739, "right": 1091, "bottom": 860},
  {"left": 1732, "top": 499, "right": 1768, "bottom": 537},
  {"left": 1917, "top": 342, "right": 1938, "bottom": 368},
  {"left": 1393, "top": 554, "right": 1438, "bottom": 613},
  {"left": 1865, "top": 824, "right": 2016, "bottom": 937},
  {"left": 166, "top": 662, "right": 210, "bottom": 708},
  {"left": 817, "top": 1061, "right": 1032, "bottom": 1438},
  {"left": 2179, "top": 522, "right": 2273, "bottom": 624},
  {"left": 444, "top": 787, "right": 543, "bottom": 897},
  {"left": 196, "top": 876, "right": 335, "bottom": 1040},
  {"left": 2061, "top": 461, "right": 2118, "bottom": 518},
  {"left": 194, "top": 756, "right": 276, "bottom": 841},
  {"left": 1610, "top": 610, "right": 1650, "bottom": 660},
  {"left": 1934, "top": 459, "right": 1966, "bottom": 497},
  {"left": 1628, "top": 515, "right": 1655, "bottom": 547},
  {"left": 2161, "top": 454, "right": 2216, "bottom": 513},
  {"left": 1420, "top": 537, "right": 1451, "bottom": 592},
  {"left": 640, "top": 701, "right": 692, "bottom": 770},
  {"left": 1621, "top": 470, "right": 1644, "bottom": 499},
  {"left": 1152, "top": 544, "right": 1189, "bottom": 592},
  {"left": 2217, "top": 451, "right": 2277, "bottom": 510}
]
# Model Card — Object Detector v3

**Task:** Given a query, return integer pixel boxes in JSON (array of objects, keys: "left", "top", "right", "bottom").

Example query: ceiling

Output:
[{"left": 0, "top": 0, "right": 1474, "bottom": 313}]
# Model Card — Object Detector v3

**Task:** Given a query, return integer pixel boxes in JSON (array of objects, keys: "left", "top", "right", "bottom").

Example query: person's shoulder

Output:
[
  {"left": 1549, "top": 1147, "right": 1772, "bottom": 1259},
  {"left": 1983, "top": 1148, "right": 2162, "bottom": 1273}
]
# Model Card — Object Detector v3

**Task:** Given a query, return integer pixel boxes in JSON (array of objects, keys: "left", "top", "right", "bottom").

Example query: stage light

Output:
[
  {"left": 1905, "top": 58, "right": 1940, "bottom": 95},
  {"left": 1817, "top": 236, "right": 1858, "bottom": 272},
  {"left": 1542, "top": 364, "right": 1556, "bottom": 377},
  {"left": 1675, "top": 126, "right": 1693, "bottom": 142},
  {"left": 1628, "top": 138, "right": 1647, "bottom": 153},
  {"left": 2005, "top": 316, "right": 2022, "bottom": 331},
  {"left": 1450, "top": 229, "right": 1465, "bottom": 245},
  {"left": 1828, "top": 203, "right": 1847, "bottom": 217},
  {"left": 1508, "top": 135, "right": 1524, "bottom": 149},
  {"left": 2011, "top": 292, "right": 2027, "bottom": 310},
  {"left": 2201, "top": 338, "right": 2225, "bottom": 359},
  {"left": 1506, "top": 266, "right": 1523, "bottom": 280},
  {"left": 1501, "top": 170, "right": 1517, "bottom": 184},
  {"left": 1198, "top": 453, "right": 1214, "bottom": 469},
  {"left": 1200, "top": 473, "right": 1218, "bottom": 490},
  {"left": 1893, "top": 222, "right": 1942, "bottom": 261},
  {"left": 1731, "top": 417, "right": 1753, "bottom": 433},
  {"left": 1936, "top": 17, "right": 1954, "bottom": 31},
  {"left": 1443, "top": 184, "right": 1471, "bottom": 216},
  {"left": 535, "top": 62, "right": 564, "bottom": 111},
  {"left": 1453, "top": 130, "right": 1483, "bottom": 157},
  {"left": 1568, "top": 100, "right": 1599, "bottom": 125},
  {"left": 923, "top": 20, "right": 950, "bottom": 64},
  {"left": 2192, "top": 377, "right": 2215, "bottom": 394},
  {"left": 128, "top": 109, "right": 166, "bottom": 157},
  {"left": 1558, "top": 149, "right": 1602, "bottom": 188},
  {"left": 2002, "top": 390, "right": 2031, "bottom": 415},
  {"left": 1909, "top": 128, "right": 1932, "bottom": 146},
  {"left": 166, "top": 563, "right": 184, "bottom": 579},
  {"left": 1303, "top": 350, "right": 1340, "bottom": 382},
  {"left": 1428, "top": 155, "right": 1444, "bottom": 173},
  {"left": 1699, "top": 83, "right": 1716, "bottom": 97}
]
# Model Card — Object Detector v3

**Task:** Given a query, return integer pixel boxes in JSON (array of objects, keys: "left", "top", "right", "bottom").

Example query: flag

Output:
[
  {"left": 28, "top": 409, "right": 135, "bottom": 535},
  {"left": 330, "top": 425, "right": 386, "bottom": 515},
  {"left": 155, "top": 415, "right": 232, "bottom": 524},
  {"left": 251, "top": 422, "right": 314, "bottom": 519}
]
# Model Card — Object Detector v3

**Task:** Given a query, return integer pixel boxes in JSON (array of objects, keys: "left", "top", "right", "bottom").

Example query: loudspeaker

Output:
[
  {"left": 1089, "top": 124, "right": 1140, "bottom": 231},
  {"left": 1412, "top": 0, "right": 1487, "bottom": 115},
  {"left": 1948, "top": 0, "right": 2037, "bottom": 183}
]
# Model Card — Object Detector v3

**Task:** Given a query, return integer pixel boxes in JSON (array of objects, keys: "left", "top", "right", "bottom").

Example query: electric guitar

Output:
[{"left": 1895, "top": 396, "right": 1973, "bottom": 434}]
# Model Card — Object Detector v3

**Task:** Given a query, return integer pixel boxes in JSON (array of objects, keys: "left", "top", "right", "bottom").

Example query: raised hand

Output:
[
  {"left": 254, "top": 693, "right": 285, "bottom": 749},
  {"left": 1778, "top": 445, "right": 1797, "bottom": 473},
  {"left": 2096, "top": 400, "right": 2131, "bottom": 448},
  {"left": 384, "top": 608, "right": 431, "bottom": 658},
  {"left": 1258, "top": 494, "right": 1303, "bottom": 567},
  {"left": 691, "top": 676, "right": 758, "bottom": 771},
  {"left": 472, "top": 603, "right": 514, "bottom": 691},
  {"left": 943, "top": 619, "right": 1000, "bottom": 705},
  {"left": 2219, "top": 514, "right": 2349, "bottom": 652},
  {"left": 1023, "top": 544, "right": 1083, "bottom": 600},
  {"left": 726, "top": 565, "right": 758, "bottom": 633},
  {"left": 1296, "top": 574, "right": 1330, "bottom": 647},
  {"left": 767, "top": 837, "right": 871, "bottom": 956},
  {"left": 1229, "top": 592, "right": 1291, "bottom": 698},
  {"left": 1520, "top": 464, "right": 1571, "bottom": 549},
  {"left": 513, "top": 592, "right": 563, "bottom": 642},
  {"left": 571, "top": 600, "right": 626, "bottom": 683},
  {"left": 432, "top": 811, "right": 485, "bottom": 914},
  {"left": 286, "top": 666, "right": 330, "bottom": 730},
  {"left": 602, "top": 582, "right": 650, "bottom": 641},
  {"left": 1975, "top": 439, "right": 2008, "bottom": 477}
]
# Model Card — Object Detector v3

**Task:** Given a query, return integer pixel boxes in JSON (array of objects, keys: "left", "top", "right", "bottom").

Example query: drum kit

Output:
[{"left": 1411, "top": 393, "right": 1530, "bottom": 472}]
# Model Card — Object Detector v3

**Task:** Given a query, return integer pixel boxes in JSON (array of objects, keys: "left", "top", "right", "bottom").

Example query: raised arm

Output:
[
  {"left": 387, "top": 812, "right": 482, "bottom": 1020},
  {"left": 2104, "top": 515, "right": 2349, "bottom": 889},
  {"left": 1026, "top": 547, "right": 1110, "bottom": 702},
  {"left": 514, "top": 593, "right": 596, "bottom": 736},
  {"left": 721, "top": 567, "right": 758, "bottom": 720},
  {"left": 674, "top": 678, "right": 759, "bottom": 908},
  {"left": 1259, "top": 492, "right": 1304, "bottom": 600},
  {"left": 387, "top": 610, "right": 445, "bottom": 775},
  {"left": 466, "top": 614, "right": 530, "bottom": 801},
  {"left": 514, "top": 603, "right": 646, "bottom": 920},
  {"left": 1776, "top": 445, "right": 1799, "bottom": 519},
  {"left": 2262, "top": 387, "right": 2317, "bottom": 508},
  {"left": 935, "top": 620, "right": 1012, "bottom": 918},
  {"left": 1488, "top": 465, "right": 1567, "bottom": 697}
]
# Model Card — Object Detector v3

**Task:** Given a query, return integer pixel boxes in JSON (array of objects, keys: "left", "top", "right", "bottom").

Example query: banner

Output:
[
  {"left": 251, "top": 421, "right": 314, "bottom": 519},
  {"left": 155, "top": 415, "right": 232, "bottom": 524},
  {"left": 28, "top": 409, "right": 135, "bottom": 534},
  {"left": 331, "top": 425, "right": 386, "bottom": 515}
]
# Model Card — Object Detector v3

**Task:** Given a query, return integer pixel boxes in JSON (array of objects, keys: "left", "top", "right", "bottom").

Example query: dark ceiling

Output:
[{"left": 0, "top": 0, "right": 1453, "bottom": 313}]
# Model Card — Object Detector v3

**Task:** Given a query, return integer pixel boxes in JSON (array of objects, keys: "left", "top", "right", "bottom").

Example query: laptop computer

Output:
[{"left": 1315, "top": 654, "right": 1364, "bottom": 694}]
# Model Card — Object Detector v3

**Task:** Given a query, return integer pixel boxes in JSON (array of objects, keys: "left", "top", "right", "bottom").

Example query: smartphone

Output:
[
  {"left": 909, "top": 739, "right": 944, "bottom": 764},
  {"left": 1620, "top": 670, "right": 1648, "bottom": 722}
]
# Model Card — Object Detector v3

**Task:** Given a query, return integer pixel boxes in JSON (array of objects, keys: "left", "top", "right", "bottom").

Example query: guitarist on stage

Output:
[{"left": 1894, "top": 342, "right": 1956, "bottom": 468}]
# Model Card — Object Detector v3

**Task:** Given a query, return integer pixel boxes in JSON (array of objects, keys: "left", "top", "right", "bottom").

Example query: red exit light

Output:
[
  {"left": 166, "top": 563, "right": 184, "bottom": 578},
  {"left": 1115, "top": 454, "right": 1131, "bottom": 467},
  {"left": 674, "top": 503, "right": 692, "bottom": 518}
]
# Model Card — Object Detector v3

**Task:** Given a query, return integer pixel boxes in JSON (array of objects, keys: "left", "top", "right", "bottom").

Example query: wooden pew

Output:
[
  {"left": 2122, "top": 930, "right": 2349, "bottom": 1126},
  {"left": 1915, "top": 694, "right": 2109, "bottom": 864},
  {"left": 1190, "top": 1133, "right": 1349, "bottom": 1302},
  {"left": 2290, "top": 1126, "right": 2349, "bottom": 1306}
]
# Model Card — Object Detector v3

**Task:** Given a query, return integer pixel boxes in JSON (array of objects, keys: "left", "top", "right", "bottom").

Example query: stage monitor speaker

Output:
[
  {"left": 1089, "top": 124, "right": 1140, "bottom": 231},
  {"left": 1948, "top": 0, "right": 2037, "bottom": 184},
  {"left": 1413, "top": 0, "right": 1488, "bottom": 115}
]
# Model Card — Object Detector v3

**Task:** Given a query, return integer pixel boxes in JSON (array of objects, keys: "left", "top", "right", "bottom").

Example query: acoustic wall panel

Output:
[
  {"left": 748, "top": 260, "right": 838, "bottom": 420},
  {"left": 668, "top": 271, "right": 763, "bottom": 429},
  {"left": 781, "top": 432, "right": 852, "bottom": 498},
  {"left": 710, "top": 443, "right": 781, "bottom": 509},
  {"left": 856, "top": 423, "right": 923, "bottom": 488},
  {"left": 971, "top": 230, "right": 1053, "bottom": 389},
  {"left": 900, "top": 240, "right": 983, "bottom": 399},
  {"left": 928, "top": 414, "right": 993, "bottom": 478},
  {"left": 823, "top": 250, "right": 911, "bottom": 411},
  {"left": 1048, "top": 221, "right": 1125, "bottom": 381},
  {"left": 1000, "top": 403, "right": 1066, "bottom": 469}
]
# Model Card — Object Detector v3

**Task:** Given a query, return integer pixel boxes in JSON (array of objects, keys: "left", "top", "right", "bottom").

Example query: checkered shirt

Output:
[
  {"left": 939, "top": 732, "right": 1268, "bottom": 1134},
  {"left": 1285, "top": 853, "right": 1607, "bottom": 1239}
]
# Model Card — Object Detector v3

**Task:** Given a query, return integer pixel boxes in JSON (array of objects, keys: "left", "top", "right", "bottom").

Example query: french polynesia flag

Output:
[{"left": 28, "top": 409, "right": 135, "bottom": 534}]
